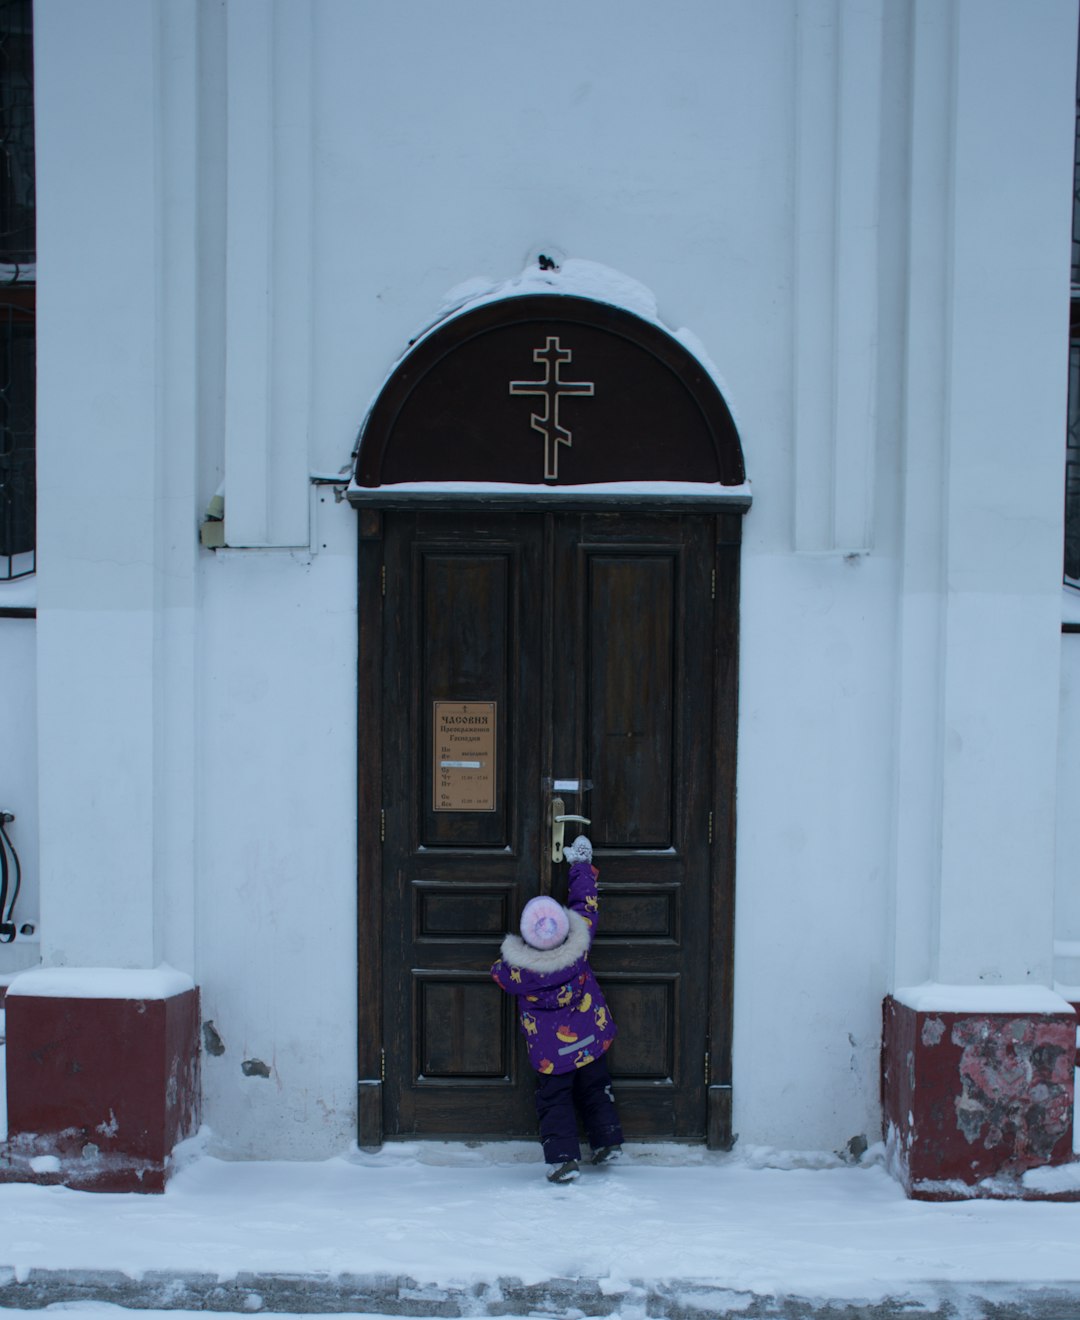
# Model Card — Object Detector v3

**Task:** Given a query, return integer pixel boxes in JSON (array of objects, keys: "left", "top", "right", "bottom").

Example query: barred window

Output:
[
  {"left": 0, "top": 0, "right": 33, "bottom": 581},
  {"left": 1068, "top": 325, "right": 1080, "bottom": 586},
  {"left": 1067, "top": 18, "right": 1080, "bottom": 588}
]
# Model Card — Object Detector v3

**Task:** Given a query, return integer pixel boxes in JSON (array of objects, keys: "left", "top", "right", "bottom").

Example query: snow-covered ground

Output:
[
  {"left": 2, "top": 999, "right": 1079, "bottom": 1316},
  {"left": 0, "top": 1133, "right": 1079, "bottom": 1313}
]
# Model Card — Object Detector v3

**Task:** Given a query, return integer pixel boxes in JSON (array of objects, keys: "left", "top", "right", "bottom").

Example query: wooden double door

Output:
[{"left": 363, "top": 507, "right": 738, "bottom": 1146}]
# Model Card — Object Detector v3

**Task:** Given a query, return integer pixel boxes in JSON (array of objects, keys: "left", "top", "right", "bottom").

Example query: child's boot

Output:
[
  {"left": 591, "top": 1144, "right": 622, "bottom": 1165},
  {"left": 546, "top": 1159, "right": 580, "bottom": 1183}
]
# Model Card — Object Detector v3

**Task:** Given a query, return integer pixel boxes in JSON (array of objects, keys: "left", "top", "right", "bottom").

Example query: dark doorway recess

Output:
[{"left": 351, "top": 292, "right": 747, "bottom": 1149}]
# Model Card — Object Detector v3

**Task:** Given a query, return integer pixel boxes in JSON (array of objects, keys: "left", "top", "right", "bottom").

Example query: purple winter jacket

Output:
[{"left": 491, "top": 861, "right": 617, "bottom": 1076}]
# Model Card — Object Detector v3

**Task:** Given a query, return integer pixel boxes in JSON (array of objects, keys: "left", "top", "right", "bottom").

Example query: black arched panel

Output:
[{"left": 353, "top": 295, "right": 745, "bottom": 490}]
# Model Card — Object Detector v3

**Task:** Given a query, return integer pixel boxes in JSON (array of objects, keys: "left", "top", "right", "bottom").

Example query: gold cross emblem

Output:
[{"left": 509, "top": 337, "right": 595, "bottom": 481}]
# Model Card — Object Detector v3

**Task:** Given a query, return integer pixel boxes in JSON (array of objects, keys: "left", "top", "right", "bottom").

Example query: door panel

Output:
[
  {"left": 382, "top": 514, "right": 542, "bottom": 1137},
  {"left": 552, "top": 514, "right": 713, "bottom": 1137},
  {"left": 416, "top": 973, "right": 507, "bottom": 1076},
  {"left": 421, "top": 550, "right": 512, "bottom": 848},
  {"left": 380, "top": 510, "right": 719, "bottom": 1140},
  {"left": 588, "top": 554, "right": 675, "bottom": 846}
]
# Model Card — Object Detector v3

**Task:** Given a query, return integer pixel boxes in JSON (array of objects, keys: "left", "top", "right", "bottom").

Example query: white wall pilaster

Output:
[
  {"left": 154, "top": 1, "right": 200, "bottom": 976},
  {"left": 223, "top": 0, "right": 312, "bottom": 548},
  {"left": 935, "top": 0, "right": 1073, "bottom": 985},
  {"left": 35, "top": 0, "right": 161, "bottom": 967},
  {"left": 35, "top": 0, "right": 201, "bottom": 972},
  {"left": 889, "top": 0, "right": 953, "bottom": 990},
  {"left": 792, "top": 0, "right": 883, "bottom": 553},
  {"left": 892, "top": 0, "right": 1076, "bottom": 990},
  {"left": 1055, "top": 628, "right": 1080, "bottom": 989}
]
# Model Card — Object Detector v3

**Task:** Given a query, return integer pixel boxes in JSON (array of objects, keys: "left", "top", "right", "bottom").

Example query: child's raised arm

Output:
[{"left": 563, "top": 836, "right": 600, "bottom": 932}]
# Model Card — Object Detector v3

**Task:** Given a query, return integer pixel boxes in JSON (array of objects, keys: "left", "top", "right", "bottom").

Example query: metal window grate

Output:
[
  {"left": 0, "top": 0, "right": 33, "bottom": 268},
  {"left": 0, "top": 291, "right": 32, "bottom": 576},
  {"left": 1067, "top": 328, "right": 1080, "bottom": 584},
  {"left": 0, "top": 0, "right": 32, "bottom": 581},
  {"left": 1067, "top": 19, "right": 1080, "bottom": 587}
]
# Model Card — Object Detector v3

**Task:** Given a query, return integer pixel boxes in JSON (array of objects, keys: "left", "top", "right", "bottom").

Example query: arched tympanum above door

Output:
[{"left": 352, "top": 293, "right": 746, "bottom": 493}]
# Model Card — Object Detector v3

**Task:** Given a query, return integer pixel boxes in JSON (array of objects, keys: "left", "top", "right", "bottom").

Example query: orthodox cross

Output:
[{"left": 509, "top": 336, "right": 595, "bottom": 481}]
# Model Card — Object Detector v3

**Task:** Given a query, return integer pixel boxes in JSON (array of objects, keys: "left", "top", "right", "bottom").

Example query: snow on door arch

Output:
[{"left": 349, "top": 278, "right": 749, "bottom": 1148}]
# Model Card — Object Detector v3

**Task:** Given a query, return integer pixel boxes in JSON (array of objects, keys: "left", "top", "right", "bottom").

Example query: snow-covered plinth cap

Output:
[{"left": 6, "top": 964, "right": 195, "bottom": 1000}]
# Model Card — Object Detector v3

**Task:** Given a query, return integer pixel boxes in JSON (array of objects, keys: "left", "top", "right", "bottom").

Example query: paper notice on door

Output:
[{"left": 433, "top": 701, "right": 497, "bottom": 812}]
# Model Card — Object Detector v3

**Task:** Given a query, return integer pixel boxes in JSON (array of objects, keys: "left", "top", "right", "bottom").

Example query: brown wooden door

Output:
[{"left": 376, "top": 508, "right": 731, "bottom": 1142}]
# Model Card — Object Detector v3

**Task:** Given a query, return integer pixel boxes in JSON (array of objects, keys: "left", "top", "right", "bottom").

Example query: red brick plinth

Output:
[
  {"left": 1, "top": 973, "right": 200, "bottom": 1193},
  {"left": 882, "top": 993, "right": 1077, "bottom": 1200}
]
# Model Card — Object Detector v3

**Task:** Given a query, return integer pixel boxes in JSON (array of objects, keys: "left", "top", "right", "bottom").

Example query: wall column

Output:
[
  {"left": 35, "top": 0, "right": 163, "bottom": 968},
  {"left": 884, "top": 0, "right": 1078, "bottom": 1197}
]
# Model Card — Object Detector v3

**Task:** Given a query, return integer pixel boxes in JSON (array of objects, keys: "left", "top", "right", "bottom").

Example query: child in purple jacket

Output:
[{"left": 491, "top": 835, "right": 624, "bottom": 1183}]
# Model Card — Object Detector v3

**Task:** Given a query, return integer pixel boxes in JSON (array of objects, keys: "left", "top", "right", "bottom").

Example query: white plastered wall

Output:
[
  {"left": 887, "top": 0, "right": 1075, "bottom": 998},
  {"left": 0, "top": 616, "right": 38, "bottom": 975},
  {"left": 24, "top": 0, "right": 1079, "bottom": 1159},
  {"left": 1057, "top": 612, "right": 1080, "bottom": 994}
]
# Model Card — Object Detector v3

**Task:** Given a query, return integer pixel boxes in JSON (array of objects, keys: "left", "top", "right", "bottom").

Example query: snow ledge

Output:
[
  {"left": 893, "top": 982, "right": 1075, "bottom": 1014},
  {"left": 5, "top": 964, "right": 195, "bottom": 1001},
  {"left": 347, "top": 478, "right": 752, "bottom": 508}
]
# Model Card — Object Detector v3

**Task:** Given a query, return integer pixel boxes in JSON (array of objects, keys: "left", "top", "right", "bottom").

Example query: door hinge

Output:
[
  {"left": 711, "top": 568, "right": 716, "bottom": 601},
  {"left": 705, "top": 1051, "right": 710, "bottom": 1087},
  {"left": 708, "top": 811, "right": 713, "bottom": 845},
  {"left": 380, "top": 809, "right": 386, "bottom": 843},
  {"left": 381, "top": 1048, "right": 386, "bottom": 1083},
  {"left": 381, "top": 564, "right": 386, "bottom": 598}
]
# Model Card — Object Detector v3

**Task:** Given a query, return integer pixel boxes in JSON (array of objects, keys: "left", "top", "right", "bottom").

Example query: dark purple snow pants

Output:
[{"left": 534, "top": 1056, "right": 623, "bottom": 1164}]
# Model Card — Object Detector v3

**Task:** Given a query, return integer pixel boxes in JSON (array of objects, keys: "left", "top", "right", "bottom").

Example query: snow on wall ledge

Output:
[
  {"left": 5, "top": 965, "right": 194, "bottom": 1000},
  {"left": 346, "top": 478, "right": 753, "bottom": 505},
  {"left": 893, "top": 982, "right": 1075, "bottom": 1014},
  {"left": 353, "top": 257, "right": 745, "bottom": 446}
]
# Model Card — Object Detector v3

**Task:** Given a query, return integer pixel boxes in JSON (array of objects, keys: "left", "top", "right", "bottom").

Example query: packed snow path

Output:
[{"left": 0, "top": 1137, "right": 1079, "bottom": 1317}]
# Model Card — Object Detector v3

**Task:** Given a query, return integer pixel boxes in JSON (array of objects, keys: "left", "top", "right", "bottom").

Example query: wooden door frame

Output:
[{"left": 355, "top": 496, "right": 743, "bottom": 1150}]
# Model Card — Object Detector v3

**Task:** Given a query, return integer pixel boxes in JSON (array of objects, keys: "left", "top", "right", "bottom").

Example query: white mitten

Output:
[{"left": 564, "top": 835, "right": 593, "bottom": 865}]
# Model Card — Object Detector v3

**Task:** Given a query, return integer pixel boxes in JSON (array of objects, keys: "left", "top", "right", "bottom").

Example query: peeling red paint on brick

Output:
[
  {"left": 1071, "top": 1002, "right": 1080, "bottom": 1070},
  {"left": 951, "top": 1016, "right": 1073, "bottom": 1168},
  {"left": 882, "top": 995, "right": 1078, "bottom": 1200}
]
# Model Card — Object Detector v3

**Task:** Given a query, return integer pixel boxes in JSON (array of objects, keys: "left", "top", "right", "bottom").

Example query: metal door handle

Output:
[{"left": 550, "top": 798, "right": 591, "bottom": 864}]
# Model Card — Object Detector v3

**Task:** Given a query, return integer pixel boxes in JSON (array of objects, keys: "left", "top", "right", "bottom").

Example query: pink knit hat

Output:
[{"left": 520, "top": 895, "right": 570, "bottom": 950}]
